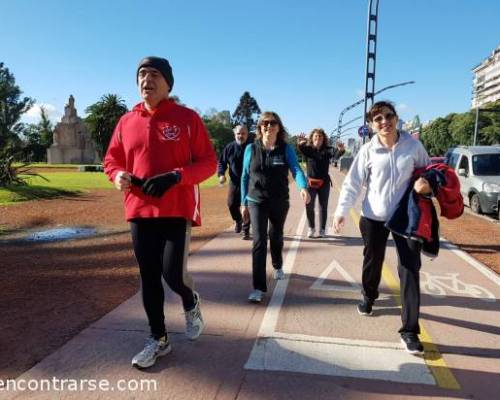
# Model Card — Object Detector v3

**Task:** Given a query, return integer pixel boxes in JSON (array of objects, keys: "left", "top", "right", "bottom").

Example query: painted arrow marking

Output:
[{"left": 311, "top": 259, "right": 361, "bottom": 292}]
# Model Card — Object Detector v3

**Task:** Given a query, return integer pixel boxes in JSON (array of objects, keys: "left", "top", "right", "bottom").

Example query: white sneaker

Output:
[
  {"left": 273, "top": 268, "right": 285, "bottom": 280},
  {"left": 307, "top": 228, "right": 315, "bottom": 238},
  {"left": 248, "top": 289, "right": 263, "bottom": 303},
  {"left": 131, "top": 336, "right": 171, "bottom": 369},
  {"left": 185, "top": 291, "right": 204, "bottom": 340},
  {"left": 319, "top": 228, "right": 326, "bottom": 237}
]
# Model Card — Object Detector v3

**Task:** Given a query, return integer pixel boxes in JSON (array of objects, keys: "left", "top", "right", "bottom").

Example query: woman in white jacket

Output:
[{"left": 333, "top": 100, "right": 431, "bottom": 355}]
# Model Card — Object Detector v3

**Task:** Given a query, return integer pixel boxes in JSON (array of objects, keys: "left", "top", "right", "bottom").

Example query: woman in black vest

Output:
[
  {"left": 240, "top": 112, "right": 310, "bottom": 302},
  {"left": 298, "top": 129, "right": 343, "bottom": 238}
]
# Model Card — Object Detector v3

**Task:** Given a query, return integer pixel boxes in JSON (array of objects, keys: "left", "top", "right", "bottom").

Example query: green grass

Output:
[
  {"left": 13, "top": 162, "right": 80, "bottom": 169},
  {"left": 0, "top": 172, "right": 220, "bottom": 205}
]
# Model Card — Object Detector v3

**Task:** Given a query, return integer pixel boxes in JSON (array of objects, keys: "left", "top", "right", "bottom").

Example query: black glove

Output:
[
  {"left": 142, "top": 171, "right": 181, "bottom": 198},
  {"left": 130, "top": 175, "right": 146, "bottom": 187}
]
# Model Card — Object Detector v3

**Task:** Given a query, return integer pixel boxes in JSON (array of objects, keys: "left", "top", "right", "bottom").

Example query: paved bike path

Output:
[{"left": 3, "top": 168, "right": 499, "bottom": 400}]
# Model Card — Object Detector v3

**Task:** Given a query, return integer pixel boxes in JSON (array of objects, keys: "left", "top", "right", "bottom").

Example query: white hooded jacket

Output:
[{"left": 334, "top": 131, "right": 430, "bottom": 221}]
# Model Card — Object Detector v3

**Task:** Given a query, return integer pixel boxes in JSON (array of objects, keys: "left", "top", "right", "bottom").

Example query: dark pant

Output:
[
  {"left": 306, "top": 183, "right": 330, "bottom": 230},
  {"left": 228, "top": 181, "right": 250, "bottom": 233},
  {"left": 248, "top": 201, "right": 289, "bottom": 292},
  {"left": 359, "top": 216, "right": 422, "bottom": 334},
  {"left": 130, "top": 218, "right": 195, "bottom": 339}
]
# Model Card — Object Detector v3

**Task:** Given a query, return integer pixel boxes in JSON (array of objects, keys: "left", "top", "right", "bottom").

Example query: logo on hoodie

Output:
[{"left": 161, "top": 124, "right": 181, "bottom": 141}]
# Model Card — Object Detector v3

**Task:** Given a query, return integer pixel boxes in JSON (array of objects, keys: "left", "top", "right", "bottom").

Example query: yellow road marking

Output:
[{"left": 348, "top": 209, "right": 460, "bottom": 389}]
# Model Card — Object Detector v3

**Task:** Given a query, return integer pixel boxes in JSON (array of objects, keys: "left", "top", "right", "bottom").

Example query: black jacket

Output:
[
  {"left": 217, "top": 137, "right": 253, "bottom": 185},
  {"left": 298, "top": 144, "right": 333, "bottom": 182}
]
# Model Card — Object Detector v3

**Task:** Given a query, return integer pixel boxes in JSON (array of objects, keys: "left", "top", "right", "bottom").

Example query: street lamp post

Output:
[{"left": 363, "top": 0, "right": 380, "bottom": 142}]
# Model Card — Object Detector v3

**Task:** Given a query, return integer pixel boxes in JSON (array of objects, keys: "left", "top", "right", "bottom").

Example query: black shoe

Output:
[
  {"left": 400, "top": 333, "right": 424, "bottom": 355},
  {"left": 357, "top": 299, "right": 373, "bottom": 316},
  {"left": 242, "top": 230, "right": 251, "bottom": 240},
  {"left": 235, "top": 221, "right": 242, "bottom": 233}
]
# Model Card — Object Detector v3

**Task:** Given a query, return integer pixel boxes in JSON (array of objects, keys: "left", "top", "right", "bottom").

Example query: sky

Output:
[{"left": 1, "top": 0, "right": 500, "bottom": 141}]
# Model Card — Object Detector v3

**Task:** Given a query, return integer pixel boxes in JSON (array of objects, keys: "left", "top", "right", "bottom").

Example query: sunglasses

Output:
[
  {"left": 373, "top": 113, "right": 396, "bottom": 123},
  {"left": 261, "top": 120, "right": 278, "bottom": 128}
]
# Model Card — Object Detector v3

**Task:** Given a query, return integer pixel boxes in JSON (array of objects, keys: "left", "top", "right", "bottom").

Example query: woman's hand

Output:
[
  {"left": 300, "top": 188, "right": 311, "bottom": 204},
  {"left": 240, "top": 205, "right": 249, "bottom": 223},
  {"left": 333, "top": 215, "right": 345, "bottom": 234},
  {"left": 297, "top": 132, "right": 307, "bottom": 145},
  {"left": 413, "top": 177, "right": 432, "bottom": 195}
]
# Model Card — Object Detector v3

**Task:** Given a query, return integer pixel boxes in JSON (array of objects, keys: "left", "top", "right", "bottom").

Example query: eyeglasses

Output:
[
  {"left": 261, "top": 120, "right": 278, "bottom": 128},
  {"left": 373, "top": 113, "right": 396, "bottom": 124}
]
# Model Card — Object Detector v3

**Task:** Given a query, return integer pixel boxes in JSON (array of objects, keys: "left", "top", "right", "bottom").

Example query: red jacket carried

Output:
[
  {"left": 104, "top": 99, "right": 217, "bottom": 225},
  {"left": 386, "top": 163, "right": 463, "bottom": 257},
  {"left": 424, "top": 163, "right": 464, "bottom": 220}
]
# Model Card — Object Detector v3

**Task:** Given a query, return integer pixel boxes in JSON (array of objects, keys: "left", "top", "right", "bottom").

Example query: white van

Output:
[{"left": 445, "top": 146, "right": 500, "bottom": 215}]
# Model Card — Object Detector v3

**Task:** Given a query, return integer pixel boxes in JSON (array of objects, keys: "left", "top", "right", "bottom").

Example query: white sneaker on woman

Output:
[
  {"left": 248, "top": 289, "right": 263, "bottom": 303},
  {"left": 131, "top": 336, "right": 171, "bottom": 369},
  {"left": 307, "top": 228, "right": 315, "bottom": 238}
]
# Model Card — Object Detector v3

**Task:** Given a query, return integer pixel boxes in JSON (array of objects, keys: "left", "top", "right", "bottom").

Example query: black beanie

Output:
[{"left": 136, "top": 56, "right": 174, "bottom": 90}]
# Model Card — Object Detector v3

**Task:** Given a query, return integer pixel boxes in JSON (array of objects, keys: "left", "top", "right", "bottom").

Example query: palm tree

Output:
[{"left": 85, "top": 94, "right": 128, "bottom": 158}]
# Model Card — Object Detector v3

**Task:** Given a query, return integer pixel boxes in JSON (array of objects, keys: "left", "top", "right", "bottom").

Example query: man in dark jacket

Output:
[{"left": 218, "top": 125, "right": 253, "bottom": 239}]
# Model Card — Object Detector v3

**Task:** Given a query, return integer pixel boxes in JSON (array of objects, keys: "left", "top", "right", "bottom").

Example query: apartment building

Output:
[{"left": 472, "top": 46, "right": 500, "bottom": 108}]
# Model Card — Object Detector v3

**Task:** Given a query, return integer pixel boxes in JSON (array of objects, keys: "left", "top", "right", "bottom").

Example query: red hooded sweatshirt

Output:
[{"left": 104, "top": 99, "right": 217, "bottom": 226}]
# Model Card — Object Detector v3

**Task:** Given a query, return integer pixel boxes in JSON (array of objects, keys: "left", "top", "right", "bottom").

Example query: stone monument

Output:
[{"left": 47, "top": 95, "right": 99, "bottom": 164}]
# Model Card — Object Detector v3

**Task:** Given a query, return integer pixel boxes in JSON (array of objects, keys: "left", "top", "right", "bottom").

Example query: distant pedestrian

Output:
[
  {"left": 297, "top": 128, "right": 342, "bottom": 238},
  {"left": 217, "top": 125, "right": 253, "bottom": 239},
  {"left": 104, "top": 56, "right": 217, "bottom": 368},
  {"left": 333, "top": 100, "right": 431, "bottom": 354},
  {"left": 241, "top": 112, "right": 310, "bottom": 303}
]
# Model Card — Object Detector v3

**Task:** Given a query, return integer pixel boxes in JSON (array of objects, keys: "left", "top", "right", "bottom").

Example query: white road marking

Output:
[
  {"left": 245, "top": 337, "right": 435, "bottom": 385},
  {"left": 440, "top": 238, "right": 500, "bottom": 287},
  {"left": 310, "top": 259, "right": 361, "bottom": 293},
  {"left": 257, "top": 213, "right": 307, "bottom": 338},
  {"left": 420, "top": 271, "right": 496, "bottom": 302}
]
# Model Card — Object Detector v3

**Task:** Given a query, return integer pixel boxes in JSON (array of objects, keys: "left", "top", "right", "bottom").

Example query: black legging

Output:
[
  {"left": 248, "top": 200, "right": 289, "bottom": 292},
  {"left": 130, "top": 218, "right": 195, "bottom": 339},
  {"left": 359, "top": 216, "right": 422, "bottom": 334},
  {"left": 306, "top": 183, "right": 330, "bottom": 230}
]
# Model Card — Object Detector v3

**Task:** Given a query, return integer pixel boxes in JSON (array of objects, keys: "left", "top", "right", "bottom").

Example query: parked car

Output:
[
  {"left": 445, "top": 146, "right": 500, "bottom": 214},
  {"left": 430, "top": 156, "right": 446, "bottom": 164}
]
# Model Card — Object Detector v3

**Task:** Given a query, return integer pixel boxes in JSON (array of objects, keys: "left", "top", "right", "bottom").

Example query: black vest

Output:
[{"left": 248, "top": 140, "right": 289, "bottom": 203}]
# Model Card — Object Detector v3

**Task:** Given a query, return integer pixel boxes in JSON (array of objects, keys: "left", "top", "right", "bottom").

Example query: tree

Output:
[
  {"left": 20, "top": 107, "right": 54, "bottom": 162},
  {"left": 479, "top": 100, "right": 500, "bottom": 145},
  {"left": 39, "top": 106, "right": 53, "bottom": 148},
  {"left": 449, "top": 112, "right": 475, "bottom": 146},
  {"left": 202, "top": 109, "right": 234, "bottom": 156},
  {"left": 0, "top": 62, "right": 34, "bottom": 151},
  {"left": 85, "top": 94, "right": 128, "bottom": 158},
  {"left": 420, "top": 116, "right": 454, "bottom": 156},
  {"left": 232, "top": 91, "right": 261, "bottom": 133}
]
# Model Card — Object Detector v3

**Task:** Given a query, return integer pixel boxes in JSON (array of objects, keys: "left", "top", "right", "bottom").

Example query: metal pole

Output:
[
  {"left": 473, "top": 107, "right": 479, "bottom": 146},
  {"left": 363, "top": 0, "right": 380, "bottom": 143}
]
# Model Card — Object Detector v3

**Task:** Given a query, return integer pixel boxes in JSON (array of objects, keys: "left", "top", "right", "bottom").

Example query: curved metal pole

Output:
[{"left": 335, "top": 80, "right": 415, "bottom": 137}]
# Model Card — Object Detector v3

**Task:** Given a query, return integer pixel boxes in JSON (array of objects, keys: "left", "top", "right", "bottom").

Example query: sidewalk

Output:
[{"left": 3, "top": 168, "right": 500, "bottom": 400}]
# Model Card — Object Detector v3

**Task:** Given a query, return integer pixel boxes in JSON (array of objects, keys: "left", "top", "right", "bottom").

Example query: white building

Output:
[{"left": 472, "top": 46, "right": 500, "bottom": 108}]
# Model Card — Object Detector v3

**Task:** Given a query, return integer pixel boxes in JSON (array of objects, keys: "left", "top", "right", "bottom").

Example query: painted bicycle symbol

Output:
[{"left": 420, "top": 271, "right": 496, "bottom": 302}]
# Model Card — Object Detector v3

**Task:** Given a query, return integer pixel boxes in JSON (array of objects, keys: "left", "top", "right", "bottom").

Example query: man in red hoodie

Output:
[{"left": 104, "top": 56, "right": 217, "bottom": 369}]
